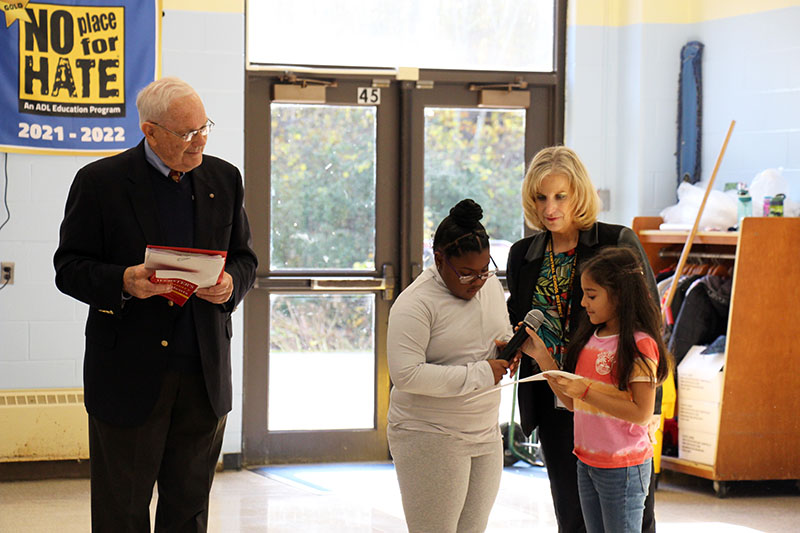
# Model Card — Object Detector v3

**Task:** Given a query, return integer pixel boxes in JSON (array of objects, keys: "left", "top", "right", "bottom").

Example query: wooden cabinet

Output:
[{"left": 632, "top": 216, "right": 800, "bottom": 495}]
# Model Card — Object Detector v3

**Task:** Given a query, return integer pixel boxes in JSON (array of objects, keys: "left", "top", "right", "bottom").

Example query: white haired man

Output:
[{"left": 55, "top": 77, "right": 257, "bottom": 531}]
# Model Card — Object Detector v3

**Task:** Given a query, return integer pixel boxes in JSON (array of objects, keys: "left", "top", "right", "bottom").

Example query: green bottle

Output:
[{"left": 769, "top": 194, "right": 785, "bottom": 217}]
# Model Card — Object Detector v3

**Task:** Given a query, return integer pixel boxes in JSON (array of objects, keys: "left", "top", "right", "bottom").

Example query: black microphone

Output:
[{"left": 498, "top": 309, "right": 545, "bottom": 361}]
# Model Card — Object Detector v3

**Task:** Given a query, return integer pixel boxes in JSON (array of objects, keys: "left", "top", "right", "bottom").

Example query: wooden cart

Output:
[{"left": 633, "top": 216, "right": 800, "bottom": 497}]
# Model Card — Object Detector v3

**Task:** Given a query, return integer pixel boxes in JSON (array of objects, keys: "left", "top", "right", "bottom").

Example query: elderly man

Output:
[{"left": 54, "top": 77, "right": 257, "bottom": 532}]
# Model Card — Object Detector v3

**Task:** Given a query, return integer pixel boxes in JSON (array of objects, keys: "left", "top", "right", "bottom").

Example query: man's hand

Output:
[
  {"left": 196, "top": 271, "right": 234, "bottom": 304},
  {"left": 123, "top": 264, "right": 172, "bottom": 299}
]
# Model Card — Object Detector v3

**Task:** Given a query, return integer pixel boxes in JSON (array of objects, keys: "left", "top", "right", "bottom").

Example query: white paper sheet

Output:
[{"left": 465, "top": 370, "right": 582, "bottom": 402}]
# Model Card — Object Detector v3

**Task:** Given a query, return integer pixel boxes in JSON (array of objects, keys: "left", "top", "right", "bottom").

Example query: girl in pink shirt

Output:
[{"left": 523, "top": 247, "right": 671, "bottom": 533}]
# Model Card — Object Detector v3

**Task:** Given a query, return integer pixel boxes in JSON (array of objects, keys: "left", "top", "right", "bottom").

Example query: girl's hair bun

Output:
[{"left": 449, "top": 199, "right": 483, "bottom": 229}]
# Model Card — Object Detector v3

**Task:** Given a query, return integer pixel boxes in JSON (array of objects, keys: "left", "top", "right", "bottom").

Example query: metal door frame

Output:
[
  {"left": 241, "top": 0, "right": 566, "bottom": 465},
  {"left": 242, "top": 74, "right": 400, "bottom": 464},
  {"left": 401, "top": 70, "right": 563, "bottom": 289}
]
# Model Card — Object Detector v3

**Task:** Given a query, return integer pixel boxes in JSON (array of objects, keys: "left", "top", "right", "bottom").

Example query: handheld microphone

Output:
[{"left": 498, "top": 309, "right": 545, "bottom": 361}]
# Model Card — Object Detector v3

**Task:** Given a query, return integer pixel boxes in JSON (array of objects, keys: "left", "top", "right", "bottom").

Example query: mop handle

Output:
[{"left": 663, "top": 120, "right": 736, "bottom": 319}]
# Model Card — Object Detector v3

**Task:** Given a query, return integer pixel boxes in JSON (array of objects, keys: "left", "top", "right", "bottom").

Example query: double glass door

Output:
[{"left": 243, "top": 71, "right": 560, "bottom": 464}]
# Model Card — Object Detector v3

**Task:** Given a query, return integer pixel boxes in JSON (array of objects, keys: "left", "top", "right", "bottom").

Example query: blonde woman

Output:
[{"left": 505, "top": 146, "right": 659, "bottom": 532}]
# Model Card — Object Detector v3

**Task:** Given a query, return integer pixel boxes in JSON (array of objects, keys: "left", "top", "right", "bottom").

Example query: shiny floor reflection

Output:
[{"left": 1, "top": 462, "right": 798, "bottom": 532}]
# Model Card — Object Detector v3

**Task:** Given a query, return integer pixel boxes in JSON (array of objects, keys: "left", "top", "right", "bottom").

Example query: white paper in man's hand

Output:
[
  {"left": 143, "top": 246, "right": 227, "bottom": 306},
  {"left": 144, "top": 246, "right": 226, "bottom": 288}
]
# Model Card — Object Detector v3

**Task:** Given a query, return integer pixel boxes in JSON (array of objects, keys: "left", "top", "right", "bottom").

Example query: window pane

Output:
[
  {"left": 270, "top": 104, "right": 376, "bottom": 271},
  {"left": 423, "top": 108, "right": 526, "bottom": 271},
  {"left": 248, "top": 0, "right": 554, "bottom": 72},
  {"left": 268, "top": 294, "right": 375, "bottom": 431}
]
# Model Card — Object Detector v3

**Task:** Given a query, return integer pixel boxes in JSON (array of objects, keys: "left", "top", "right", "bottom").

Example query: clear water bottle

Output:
[{"left": 737, "top": 184, "right": 752, "bottom": 224}]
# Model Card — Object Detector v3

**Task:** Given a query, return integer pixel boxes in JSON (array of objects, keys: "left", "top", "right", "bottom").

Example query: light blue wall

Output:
[
  {"left": 0, "top": 8, "right": 247, "bottom": 454},
  {"left": 566, "top": 6, "right": 800, "bottom": 225},
  {"left": 159, "top": 8, "right": 246, "bottom": 454},
  {"left": 699, "top": 8, "right": 800, "bottom": 195}
]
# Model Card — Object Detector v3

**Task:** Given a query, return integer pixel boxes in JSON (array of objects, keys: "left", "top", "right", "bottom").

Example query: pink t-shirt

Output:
[{"left": 573, "top": 330, "right": 659, "bottom": 468}]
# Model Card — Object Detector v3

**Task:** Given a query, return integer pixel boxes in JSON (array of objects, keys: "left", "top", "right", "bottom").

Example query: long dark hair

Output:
[
  {"left": 433, "top": 199, "right": 490, "bottom": 258},
  {"left": 563, "top": 246, "right": 671, "bottom": 389}
]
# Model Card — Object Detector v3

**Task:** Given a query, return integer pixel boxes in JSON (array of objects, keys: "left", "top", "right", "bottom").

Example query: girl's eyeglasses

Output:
[{"left": 443, "top": 255, "right": 498, "bottom": 284}]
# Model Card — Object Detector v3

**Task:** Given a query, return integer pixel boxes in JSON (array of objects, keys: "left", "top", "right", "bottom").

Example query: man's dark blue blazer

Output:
[{"left": 54, "top": 140, "right": 257, "bottom": 427}]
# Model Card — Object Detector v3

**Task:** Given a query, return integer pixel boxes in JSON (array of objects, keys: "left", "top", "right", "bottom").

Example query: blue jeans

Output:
[{"left": 577, "top": 458, "right": 652, "bottom": 533}]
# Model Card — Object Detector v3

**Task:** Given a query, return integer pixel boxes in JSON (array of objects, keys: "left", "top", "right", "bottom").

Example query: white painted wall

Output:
[
  {"left": 566, "top": 5, "right": 800, "bottom": 226},
  {"left": 699, "top": 8, "right": 800, "bottom": 193},
  {"left": 0, "top": 8, "right": 247, "bottom": 454}
]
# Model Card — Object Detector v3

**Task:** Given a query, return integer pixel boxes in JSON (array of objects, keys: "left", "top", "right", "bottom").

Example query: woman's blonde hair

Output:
[{"left": 521, "top": 146, "right": 600, "bottom": 231}]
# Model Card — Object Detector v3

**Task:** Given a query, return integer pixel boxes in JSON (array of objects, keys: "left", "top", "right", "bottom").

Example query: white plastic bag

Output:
[
  {"left": 659, "top": 182, "right": 737, "bottom": 230},
  {"left": 749, "top": 168, "right": 788, "bottom": 216}
]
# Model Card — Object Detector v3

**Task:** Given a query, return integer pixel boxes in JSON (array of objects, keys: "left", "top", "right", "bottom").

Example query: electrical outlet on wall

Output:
[
  {"left": 597, "top": 188, "right": 611, "bottom": 212},
  {"left": 1, "top": 262, "right": 14, "bottom": 285}
]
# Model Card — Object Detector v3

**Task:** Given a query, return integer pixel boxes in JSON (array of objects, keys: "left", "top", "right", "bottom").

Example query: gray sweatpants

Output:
[{"left": 388, "top": 427, "right": 503, "bottom": 533}]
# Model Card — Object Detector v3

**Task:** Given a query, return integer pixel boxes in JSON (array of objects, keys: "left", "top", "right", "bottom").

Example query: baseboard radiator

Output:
[{"left": 0, "top": 388, "right": 89, "bottom": 462}]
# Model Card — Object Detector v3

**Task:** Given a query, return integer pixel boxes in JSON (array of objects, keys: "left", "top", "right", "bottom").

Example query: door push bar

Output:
[{"left": 256, "top": 263, "right": 396, "bottom": 301}]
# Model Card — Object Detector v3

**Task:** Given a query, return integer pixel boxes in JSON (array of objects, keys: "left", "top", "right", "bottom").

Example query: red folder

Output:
[{"left": 144, "top": 245, "right": 227, "bottom": 306}]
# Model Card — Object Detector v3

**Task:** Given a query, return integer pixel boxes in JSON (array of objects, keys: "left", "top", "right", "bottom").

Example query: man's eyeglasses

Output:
[
  {"left": 443, "top": 255, "right": 498, "bottom": 284},
  {"left": 151, "top": 119, "right": 214, "bottom": 142}
]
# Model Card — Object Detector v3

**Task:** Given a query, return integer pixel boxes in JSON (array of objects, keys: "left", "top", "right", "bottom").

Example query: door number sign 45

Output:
[{"left": 357, "top": 87, "right": 380, "bottom": 105}]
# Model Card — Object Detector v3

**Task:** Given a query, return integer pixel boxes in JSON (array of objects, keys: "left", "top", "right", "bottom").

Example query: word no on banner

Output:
[{"left": 0, "top": 0, "right": 159, "bottom": 154}]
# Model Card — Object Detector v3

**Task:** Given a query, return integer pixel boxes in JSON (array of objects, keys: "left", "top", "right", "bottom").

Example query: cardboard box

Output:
[
  {"left": 678, "top": 398, "right": 721, "bottom": 432},
  {"left": 677, "top": 345, "right": 725, "bottom": 402},
  {"left": 677, "top": 345, "right": 725, "bottom": 465},
  {"left": 678, "top": 429, "right": 718, "bottom": 465}
]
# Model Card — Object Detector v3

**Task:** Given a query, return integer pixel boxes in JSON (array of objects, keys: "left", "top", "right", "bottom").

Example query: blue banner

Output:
[{"left": 0, "top": 0, "right": 160, "bottom": 154}]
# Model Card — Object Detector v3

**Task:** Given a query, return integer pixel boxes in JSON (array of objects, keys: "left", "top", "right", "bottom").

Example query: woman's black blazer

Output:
[{"left": 505, "top": 222, "right": 658, "bottom": 436}]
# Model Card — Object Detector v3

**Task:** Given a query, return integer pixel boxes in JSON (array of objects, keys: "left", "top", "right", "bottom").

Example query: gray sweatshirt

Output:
[{"left": 387, "top": 265, "right": 513, "bottom": 443}]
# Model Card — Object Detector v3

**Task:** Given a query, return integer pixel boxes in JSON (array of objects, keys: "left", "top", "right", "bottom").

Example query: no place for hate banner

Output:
[{"left": 0, "top": 0, "right": 160, "bottom": 154}]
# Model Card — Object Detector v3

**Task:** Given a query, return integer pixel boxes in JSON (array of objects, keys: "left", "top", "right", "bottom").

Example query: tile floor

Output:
[{"left": 1, "top": 461, "right": 798, "bottom": 532}]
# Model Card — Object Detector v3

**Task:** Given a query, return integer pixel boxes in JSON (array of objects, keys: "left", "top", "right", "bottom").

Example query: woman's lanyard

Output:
[{"left": 547, "top": 235, "right": 577, "bottom": 349}]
